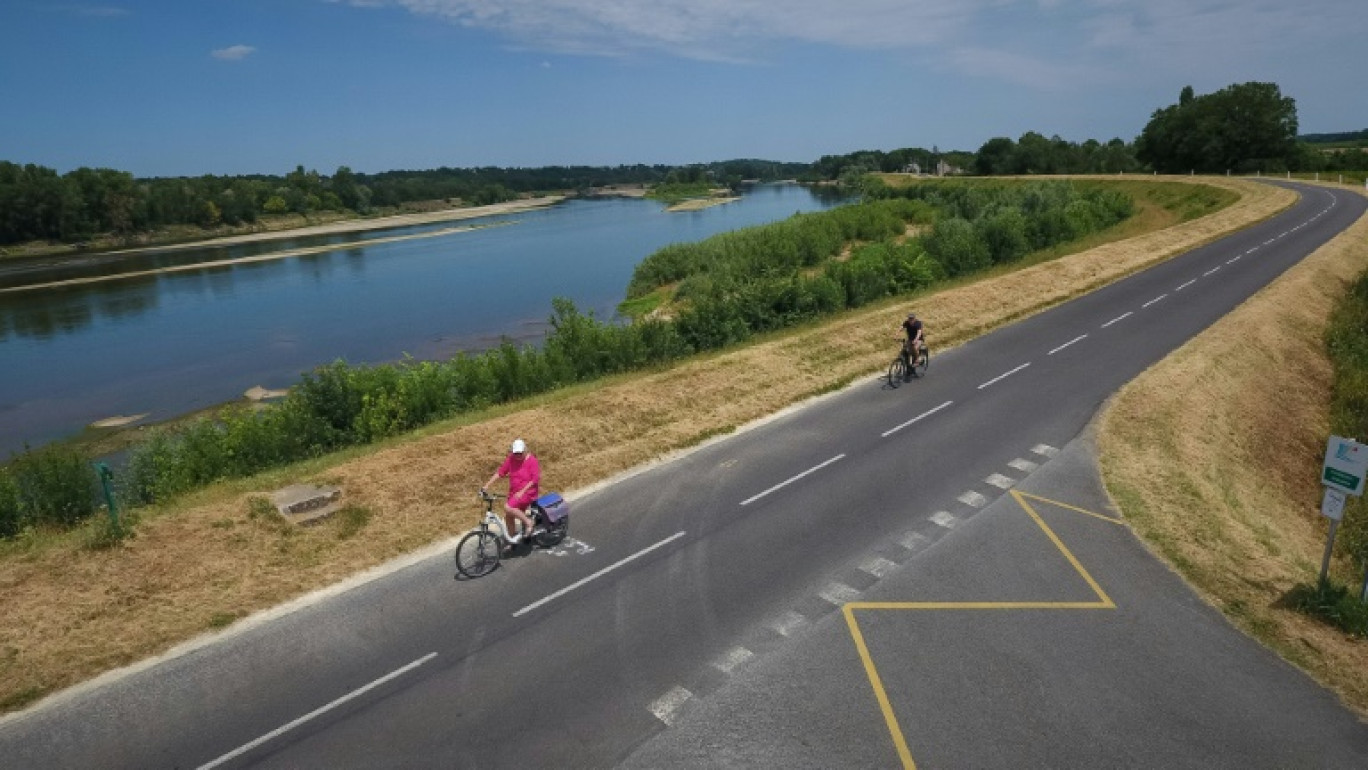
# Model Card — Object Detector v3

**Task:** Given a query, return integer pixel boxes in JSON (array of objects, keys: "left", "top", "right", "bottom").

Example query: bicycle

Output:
[
  {"left": 455, "top": 489, "right": 571, "bottom": 578},
  {"left": 888, "top": 339, "right": 930, "bottom": 387}
]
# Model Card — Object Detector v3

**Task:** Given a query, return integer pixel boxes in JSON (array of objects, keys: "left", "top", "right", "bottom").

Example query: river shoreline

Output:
[{"left": 0, "top": 195, "right": 567, "bottom": 264}]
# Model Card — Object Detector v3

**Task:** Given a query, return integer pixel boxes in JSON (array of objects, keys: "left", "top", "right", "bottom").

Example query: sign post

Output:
[{"left": 1318, "top": 437, "right": 1366, "bottom": 583}]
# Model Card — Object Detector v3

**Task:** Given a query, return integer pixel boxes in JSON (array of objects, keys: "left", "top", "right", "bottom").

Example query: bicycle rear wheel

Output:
[
  {"left": 887, "top": 357, "right": 907, "bottom": 387},
  {"left": 533, "top": 516, "right": 569, "bottom": 548},
  {"left": 455, "top": 530, "right": 501, "bottom": 578},
  {"left": 912, "top": 346, "right": 930, "bottom": 378}
]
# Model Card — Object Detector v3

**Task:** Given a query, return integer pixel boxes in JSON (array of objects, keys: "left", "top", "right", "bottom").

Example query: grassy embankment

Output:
[
  {"left": 1099, "top": 181, "right": 1368, "bottom": 715},
  {"left": 0, "top": 177, "right": 1290, "bottom": 714}
]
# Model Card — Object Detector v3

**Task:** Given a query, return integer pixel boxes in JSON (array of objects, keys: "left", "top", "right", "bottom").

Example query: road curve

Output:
[{"left": 2, "top": 182, "right": 1366, "bottom": 769}]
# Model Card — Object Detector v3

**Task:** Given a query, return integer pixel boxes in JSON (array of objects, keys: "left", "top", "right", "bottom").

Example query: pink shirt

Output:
[{"left": 497, "top": 452, "right": 540, "bottom": 503}]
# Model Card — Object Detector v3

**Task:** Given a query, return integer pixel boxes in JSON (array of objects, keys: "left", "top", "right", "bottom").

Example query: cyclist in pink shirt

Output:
[{"left": 482, "top": 438, "right": 541, "bottom": 545}]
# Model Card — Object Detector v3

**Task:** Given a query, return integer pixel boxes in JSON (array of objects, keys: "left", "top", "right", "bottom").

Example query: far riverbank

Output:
[{"left": 0, "top": 195, "right": 567, "bottom": 264}]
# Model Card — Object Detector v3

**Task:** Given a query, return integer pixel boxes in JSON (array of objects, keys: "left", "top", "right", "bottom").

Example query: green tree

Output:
[{"left": 1136, "top": 82, "right": 1298, "bottom": 173}]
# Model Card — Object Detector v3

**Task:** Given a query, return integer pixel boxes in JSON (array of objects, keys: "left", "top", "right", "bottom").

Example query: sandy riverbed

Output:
[{"left": 94, "top": 196, "right": 567, "bottom": 258}]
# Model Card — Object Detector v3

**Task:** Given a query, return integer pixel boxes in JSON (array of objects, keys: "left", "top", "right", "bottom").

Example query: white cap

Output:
[{"left": 511, "top": 438, "right": 526, "bottom": 453}]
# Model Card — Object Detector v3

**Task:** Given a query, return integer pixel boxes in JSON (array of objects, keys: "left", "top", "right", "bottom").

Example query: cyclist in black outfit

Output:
[{"left": 900, "top": 312, "right": 925, "bottom": 380}]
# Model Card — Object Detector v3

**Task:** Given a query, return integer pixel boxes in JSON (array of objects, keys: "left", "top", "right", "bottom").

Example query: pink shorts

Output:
[{"left": 508, "top": 491, "right": 536, "bottom": 511}]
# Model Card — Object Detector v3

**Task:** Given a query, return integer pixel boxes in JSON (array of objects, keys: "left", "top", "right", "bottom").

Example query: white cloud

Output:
[
  {"left": 338, "top": 1, "right": 1368, "bottom": 88},
  {"left": 211, "top": 45, "right": 257, "bottom": 61},
  {"left": 359, "top": 0, "right": 982, "bottom": 57}
]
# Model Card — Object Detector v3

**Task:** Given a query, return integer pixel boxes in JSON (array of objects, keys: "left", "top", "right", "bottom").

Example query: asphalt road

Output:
[{"left": 2, "top": 182, "right": 1366, "bottom": 769}]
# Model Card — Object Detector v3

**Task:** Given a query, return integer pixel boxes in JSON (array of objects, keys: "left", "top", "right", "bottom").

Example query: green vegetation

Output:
[
  {"left": 0, "top": 446, "right": 98, "bottom": 538},
  {"left": 5, "top": 79, "right": 1360, "bottom": 252},
  {"left": 626, "top": 180, "right": 1133, "bottom": 335},
  {"left": 1300, "top": 129, "right": 1368, "bottom": 148},
  {"left": 1137, "top": 83, "right": 1299, "bottom": 174},
  {"left": 1324, "top": 268, "right": 1368, "bottom": 567},
  {"left": 1290, "top": 263, "right": 1368, "bottom": 633},
  {"left": 1, "top": 179, "right": 1137, "bottom": 530},
  {"left": 0, "top": 159, "right": 809, "bottom": 249},
  {"left": 1289, "top": 579, "right": 1368, "bottom": 638},
  {"left": 647, "top": 182, "right": 722, "bottom": 205}
]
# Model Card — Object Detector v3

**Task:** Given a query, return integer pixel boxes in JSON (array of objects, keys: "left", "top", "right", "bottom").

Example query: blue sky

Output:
[{"left": 3, "top": 0, "right": 1365, "bottom": 178}]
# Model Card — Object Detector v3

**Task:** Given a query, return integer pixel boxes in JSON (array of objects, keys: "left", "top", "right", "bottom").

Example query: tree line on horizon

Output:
[
  {"left": 2, "top": 81, "right": 1366, "bottom": 249},
  {"left": 0, "top": 159, "right": 809, "bottom": 247}
]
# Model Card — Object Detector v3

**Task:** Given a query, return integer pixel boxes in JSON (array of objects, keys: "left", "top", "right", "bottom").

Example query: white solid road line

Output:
[
  {"left": 197, "top": 652, "right": 439, "bottom": 770},
  {"left": 513, "top": 531, "right": 687, "bottom": 617},
  {"left": 882, "top": 400, "right": 954, "bottom": 437},
  {"left": 739, "top": 454, "right": 845, "bottom": 505},
  {"left": 978, "top": 363, "right": 1030, "bottom": 390}
]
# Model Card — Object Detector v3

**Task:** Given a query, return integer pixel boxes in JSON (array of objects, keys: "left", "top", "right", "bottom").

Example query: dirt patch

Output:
[
  {"left": 0, "top": 177, "right": 1293, "bottom": 713},
  {"left": 1099, "top": 183, "right": 1368, "bottom": 715}
]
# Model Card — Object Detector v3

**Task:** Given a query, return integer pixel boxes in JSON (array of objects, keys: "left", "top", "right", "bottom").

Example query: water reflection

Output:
[{"left": 0, "top": 185, "right": 846, "bottom": 453}]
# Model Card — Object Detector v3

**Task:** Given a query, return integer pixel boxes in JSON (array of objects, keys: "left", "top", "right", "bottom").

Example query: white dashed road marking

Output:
[
  {"left": 882, "top": 400, "right": 954, "bottom": 437},
  {"left": 1048, "top": 335, "right": 1087, "bottom": 355},
  {"left": 820, "top": 582, "right": 862, "bottom": 606},
  {"left": 650, "top": 686, "right": 693, "bottom": 726},
  {"left": 1032, "top": 444, "right": 1060, "bottom": 458},
  {"left": 932, "top": 511, "right": 961, "bottom": 529},
  {"left": 199, "top": 653, "right": 439, "bottom": 770},
  {"left": 514, "top": 532, "right": 686, "bottom": 617},
  {"left": 740, "top": 455, "right": 845, "bottom": 506},
  {"left": 771, "top": 610, "right": 809, "bottom": 638},
  {"left": 958, "top": 489, "right": 990, "bottom": 507},
  {"left": 985, "top": 473, "right": 1016, "bottom": 490},
  {"left": 899, "top": 532, "right": 930, "bottom": 551},
  {"left": 712, "top": 646, "right": 754, "bottom": 675},
  {"left": 978, "top": 363, "right": 1030, "bottom": 390},
  {"left": 1176, "top": 279, "right": 1196, "bottom": 291},
  {"left": 860, "top": 556, "right": 899, "bottom": 579},
  {"left": 1101, "top": 311, "right": 1132, "bottom": 328},
  {"left": 1009, "top": 458, "right": 1039, "bottom": 473},
  {"left": 1142, "top": 294, "right": 1168, "bottom": 308}
]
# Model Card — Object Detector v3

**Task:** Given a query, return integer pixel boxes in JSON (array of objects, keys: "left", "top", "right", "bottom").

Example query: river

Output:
[{"left": 0, "top": 184, "right": 845, "bottom": 456}]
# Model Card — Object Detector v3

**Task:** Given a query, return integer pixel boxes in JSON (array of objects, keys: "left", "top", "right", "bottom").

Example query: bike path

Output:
[{"left": 620, "top": 426, "right": 1368, "bottom": 768}]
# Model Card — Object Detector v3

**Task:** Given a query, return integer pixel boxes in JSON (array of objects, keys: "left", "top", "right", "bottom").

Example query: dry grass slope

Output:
[
  {"left": 1099, "top": 183, "right": 1368, "bottom": 715},
  {"left": 0, "top": 177, "right": 1296, "bottom": 713}
]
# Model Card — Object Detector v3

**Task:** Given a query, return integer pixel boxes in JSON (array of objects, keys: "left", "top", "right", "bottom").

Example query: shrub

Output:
[
  {"left": 0, "top": 469, "right": 22, "bottom": 538},
  {"left": 924, "top": 217, "right": 991, "bottom": 277},
  {"left": 8, "top": 446, "right": 97, "bottom": 528},
  {"left": 1289, "top": 578, "right": 1368, "bottom": 637}
]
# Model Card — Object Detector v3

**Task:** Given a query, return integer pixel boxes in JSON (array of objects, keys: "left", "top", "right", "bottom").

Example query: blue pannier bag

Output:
[{"left": 535, "top": 492, "right": 569, "bottom": 523}]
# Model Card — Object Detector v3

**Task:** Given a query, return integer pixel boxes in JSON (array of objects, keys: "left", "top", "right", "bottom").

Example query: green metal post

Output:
[{"left": 94, "top": 462, "right": 119, "bottom": 532}]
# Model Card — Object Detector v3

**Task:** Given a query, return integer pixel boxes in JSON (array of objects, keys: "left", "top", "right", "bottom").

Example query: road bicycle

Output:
[
  {"left": 888, "top": 339, "right": 930, "bottom": 387},
  {"left": 455, "top": 489, "right": 571, "bottom": 578}
]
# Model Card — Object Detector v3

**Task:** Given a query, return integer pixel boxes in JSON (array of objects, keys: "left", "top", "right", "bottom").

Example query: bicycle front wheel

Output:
[
  {"left": 888, "top": 357, "right": 907, "bottom": 387},
  {"left": 455, "top": 530, "right": 501, "bottom": 578}
]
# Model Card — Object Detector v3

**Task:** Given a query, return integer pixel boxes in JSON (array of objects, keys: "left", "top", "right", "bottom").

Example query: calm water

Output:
[{"left": 0, "top": 184, "right": 844, "bottom": 454}]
